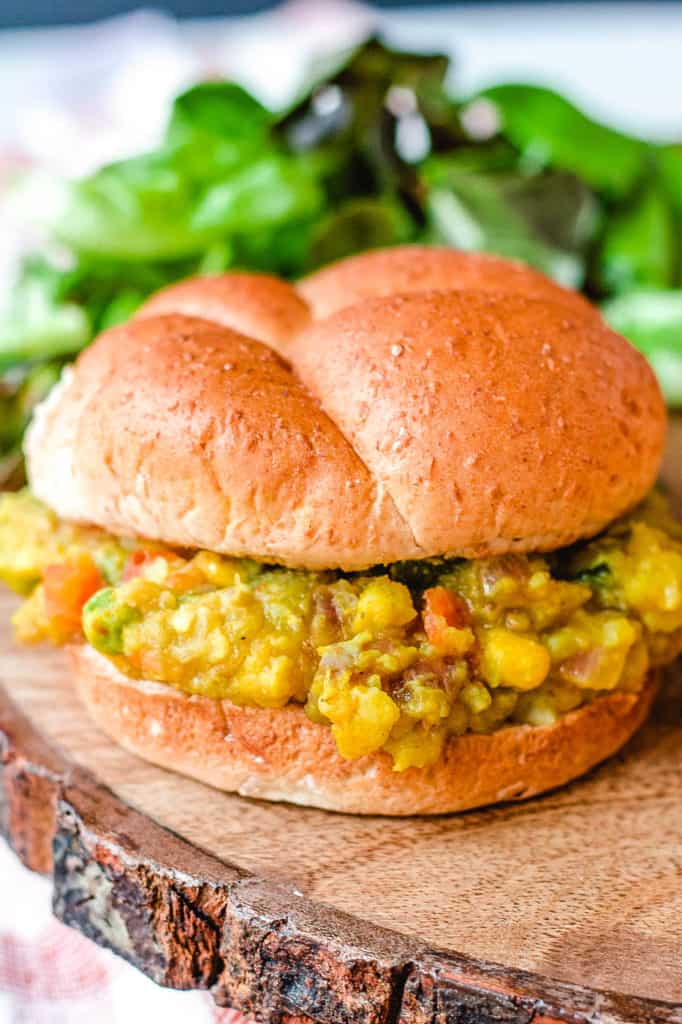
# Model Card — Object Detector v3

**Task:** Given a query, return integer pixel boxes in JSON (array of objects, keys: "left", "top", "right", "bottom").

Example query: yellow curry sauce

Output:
[{"left": 2, "top": 490, "right": 682, "bottom": 771}]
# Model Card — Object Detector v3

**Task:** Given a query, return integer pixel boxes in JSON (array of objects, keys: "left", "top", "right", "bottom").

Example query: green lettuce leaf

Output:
[
  {"left": 602, "top": 290, "right": 682, "bottom": 404},
  {"left": 479, "top": 84, "right": 646, "bottom": 198},
  {"left": 422, "top": 158, "right": 598, "bottom": 287},
  {"left": 596, "top": 184, "right": 677, "bottom": 293}
]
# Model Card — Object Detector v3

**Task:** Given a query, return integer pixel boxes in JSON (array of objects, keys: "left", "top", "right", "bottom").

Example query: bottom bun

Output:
[{"left": 68, "top": 645, "right": 657, "bottom": 816}]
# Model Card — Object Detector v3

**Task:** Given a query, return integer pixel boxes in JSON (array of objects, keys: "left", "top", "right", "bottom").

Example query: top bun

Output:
[
  {"left": 26, "top": 247, "right": 665, "bottom": 570},
  {"left": 136, "top": 271, "right": 310, "bottom": 358},
  {"left": 299, "top": 245, "right": 594, "bottom": 319}
]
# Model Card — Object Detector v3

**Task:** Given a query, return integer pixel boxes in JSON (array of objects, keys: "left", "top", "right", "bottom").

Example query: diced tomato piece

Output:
[
  {"left": 43, "top": 554, "right": 105, "bottom": 637},
  {"left": 422, "top": 586, "right": 471, "bottom": 645},
  {"left": 123, "top": 549, "right": 160, "bottom": 581}
]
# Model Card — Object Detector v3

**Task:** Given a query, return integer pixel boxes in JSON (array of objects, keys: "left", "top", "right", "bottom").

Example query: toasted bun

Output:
[
  {"left": 26, "top": 248, "right": 665, "bottom": 569},
  {"left": 69, "top": 644, "right": 657, "bottom": 816},
  {"left": 299, "top": 245, "right": 594, "bottom": 319}
]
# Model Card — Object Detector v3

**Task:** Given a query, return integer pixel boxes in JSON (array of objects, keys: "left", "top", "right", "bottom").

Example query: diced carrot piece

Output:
[
  {"left": 43, "top": 554, "right": 105, "bottom": 638},
  {"left": 422, "top": 586, "right": 471, "bottom": 645},
  {"left": 165, "top": 564, "right": 207, "bottom": 593}
]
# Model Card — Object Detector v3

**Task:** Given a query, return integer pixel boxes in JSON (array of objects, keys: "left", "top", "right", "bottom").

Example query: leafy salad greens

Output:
[{"left": 2, "top": 38, "right": 682, "bottom": 485}]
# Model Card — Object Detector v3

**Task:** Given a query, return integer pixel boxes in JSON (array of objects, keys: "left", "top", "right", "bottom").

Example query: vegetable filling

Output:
[{"left": 2, "top": 490, "right": 681, "bottom": 770}]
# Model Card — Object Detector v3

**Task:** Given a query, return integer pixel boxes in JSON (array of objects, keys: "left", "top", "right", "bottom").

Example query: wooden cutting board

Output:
[{"left": 2, "top": 419, "right": 682, "bottom": 1024}]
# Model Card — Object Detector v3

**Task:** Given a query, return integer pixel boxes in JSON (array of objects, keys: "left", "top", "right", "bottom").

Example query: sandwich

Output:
[{"left": 0, "top": 245, "right": 677, "bottom": 816}]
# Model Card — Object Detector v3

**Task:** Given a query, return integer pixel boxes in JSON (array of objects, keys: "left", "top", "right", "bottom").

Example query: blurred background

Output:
[
  {"left": 1, "top": 0, "right": 682, "bottom": 488},
  {"left": 6, "top": 0, "right": 679, "bottom": 27}
]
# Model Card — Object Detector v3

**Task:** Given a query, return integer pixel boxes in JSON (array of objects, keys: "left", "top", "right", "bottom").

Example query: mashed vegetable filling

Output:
[{"left": 2, "top": 491, "right": 682, "bottom": 770}]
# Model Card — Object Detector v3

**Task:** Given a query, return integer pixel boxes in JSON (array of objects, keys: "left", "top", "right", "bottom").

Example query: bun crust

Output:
[
  {"left": 299, "top": 245, "right": 594, "bottom": 319},
  {"left": 25, "top": 314, "right": 411, "bottom": 569},
  {"left": 69, "top": 644, "right": 657, "bottom": 816},
  {"left": 136, "top": 272, "right": 310, "bottom": 357},
  {"left": 291, "top": 290, "right": 664, "bottom": 560},
  {"left": 26, "top": 248, "right": 665, "bottom": 569}
]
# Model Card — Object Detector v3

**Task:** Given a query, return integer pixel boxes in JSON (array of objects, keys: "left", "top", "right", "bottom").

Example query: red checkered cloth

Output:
[{"left": 0, "top": 842, "right": 250, "bottom": 1024}]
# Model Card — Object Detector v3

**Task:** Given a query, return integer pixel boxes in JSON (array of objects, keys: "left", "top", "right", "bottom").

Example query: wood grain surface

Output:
[{"left": 2, "top": 419, "right": 682, "bottom": 1021}]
